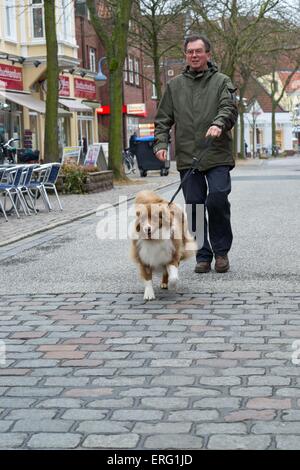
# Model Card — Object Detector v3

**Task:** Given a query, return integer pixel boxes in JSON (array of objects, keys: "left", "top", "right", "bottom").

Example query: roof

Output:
[
  {"left": 245, "top": 77, "right": 287, "bottom": 113},
  {"left": 278, "top": 71, "right": 300, "bottom": 93}
]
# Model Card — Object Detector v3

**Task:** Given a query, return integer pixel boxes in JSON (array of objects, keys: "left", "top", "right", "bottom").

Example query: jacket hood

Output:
[{"left": 183, "top": 62, "right": 218, "bottom": 80}]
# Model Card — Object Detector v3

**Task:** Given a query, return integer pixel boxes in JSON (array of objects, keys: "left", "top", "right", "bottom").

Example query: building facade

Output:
[{"left": 0, "top": 0, "right": 98, "bottom": 160}]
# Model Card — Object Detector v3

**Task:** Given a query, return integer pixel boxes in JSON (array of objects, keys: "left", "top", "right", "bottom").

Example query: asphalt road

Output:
[{"left": 1, "top": 157, "right": 300, "bottom": 296}]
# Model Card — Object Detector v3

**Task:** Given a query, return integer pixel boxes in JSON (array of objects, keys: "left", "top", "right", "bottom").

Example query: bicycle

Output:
[
  {"left": 0, "top": 138, "right": 19, "bottom": 164},
  {"left": 122, "top": 148, "right": 136, "bottom": 175}
]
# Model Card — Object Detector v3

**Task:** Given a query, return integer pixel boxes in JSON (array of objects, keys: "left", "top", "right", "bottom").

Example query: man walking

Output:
[{"left": 154, "top": 35, "right": 238, "bottom": 273}]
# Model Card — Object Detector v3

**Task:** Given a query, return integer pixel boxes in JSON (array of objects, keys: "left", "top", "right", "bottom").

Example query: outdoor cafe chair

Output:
[
  {"left": 0, "top": 166, "right": 27, "bottom": 218},
  {"left": 42, "top": 163, "right": 63, "bottom": 211},
  {"left": 18, "top": 164, "right": 39, "bottom": 215}
]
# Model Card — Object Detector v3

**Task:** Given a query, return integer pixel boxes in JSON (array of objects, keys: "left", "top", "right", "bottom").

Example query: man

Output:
[{"left": 154, "top": 35, "right": 238, "bottom": 274}]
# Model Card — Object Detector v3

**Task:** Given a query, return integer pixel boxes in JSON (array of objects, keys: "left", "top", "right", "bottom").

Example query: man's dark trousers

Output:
[{"left": 180, "top": 165, "right": 233, "bottom": 262}]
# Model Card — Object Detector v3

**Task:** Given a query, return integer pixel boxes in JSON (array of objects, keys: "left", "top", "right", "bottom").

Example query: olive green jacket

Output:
[{"left": 154, "top": 64, "right": 238, "bottom": 171}]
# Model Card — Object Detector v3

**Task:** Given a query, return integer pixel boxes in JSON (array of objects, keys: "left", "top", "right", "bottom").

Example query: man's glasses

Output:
[{"left": 185, "top": 49, "right": 207, "bottom": 56}]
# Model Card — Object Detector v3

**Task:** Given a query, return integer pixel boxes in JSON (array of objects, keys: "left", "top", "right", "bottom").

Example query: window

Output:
[
  {"left": 124, "top": 57, "right": 128, "bottom": 82},
  {"left": 32, "top": 0, "right": 44, "bottom": 39},
  {"left": 134, "top": 59, "right": 140, "bottom": 86},
  {"left": 128, "top": 57, "right": 134, "bottom": 84},
  {"left": 151, "top": 82, "right": 157, "bottom": 99},
  {"left": 62, "top": 0, "right": 73, "bottom": 41},
  {"left": 89, "top": 48, "right": 96, "bottom": 72},
  {"left": 5, "top": 0, "right": 17, "bottom": 40}
]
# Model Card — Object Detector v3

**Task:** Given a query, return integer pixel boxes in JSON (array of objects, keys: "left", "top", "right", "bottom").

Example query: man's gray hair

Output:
[{"left": 184, "top": 35, "right": 211, "bottom": 53}]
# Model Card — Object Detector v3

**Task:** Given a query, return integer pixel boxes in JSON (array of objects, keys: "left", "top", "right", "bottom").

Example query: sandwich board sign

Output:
[
  {"left": 84, "top": 143, "right": 107, "bottom": 170},
  {"left": 62, "top": 146, "right": 81, "bottom": 165}
]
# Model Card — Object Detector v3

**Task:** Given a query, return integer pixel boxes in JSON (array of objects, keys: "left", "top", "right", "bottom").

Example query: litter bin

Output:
[
  {"left": 132, "top": 135, "right": 170, "bottom": 177},
  {"left": 17, "top": 148, "right": 40, "bottom": 164}
]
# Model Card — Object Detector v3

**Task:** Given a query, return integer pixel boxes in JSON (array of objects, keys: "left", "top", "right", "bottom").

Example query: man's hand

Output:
[
  {"left": 205, "top": 125, "right": 222, "bottom": 138},
  {"left": 155, "top": 149, "right": 167, "bottom": 161}
]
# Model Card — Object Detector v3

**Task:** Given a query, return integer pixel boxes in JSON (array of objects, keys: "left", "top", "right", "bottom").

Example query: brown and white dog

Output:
[{"left": 131, "top": 190, "right": 196, "bottom": 300}]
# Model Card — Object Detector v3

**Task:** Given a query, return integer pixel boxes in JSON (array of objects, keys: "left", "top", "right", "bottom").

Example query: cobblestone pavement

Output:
[{"left": 1, "top": 291, "right": 300, "bottom": 450}]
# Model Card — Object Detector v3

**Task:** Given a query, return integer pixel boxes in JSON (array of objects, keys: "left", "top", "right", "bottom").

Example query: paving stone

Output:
[
  {"left": 111, "top": 410, "right": 163, "bottom": 421},
  {"left": 144, "top": 434, "right": 203, "bottom": 449},
  {"left": 27, "top": 433, "right": 82, "bottom": 449},
  {"left": 208, "top": 434, "right": 271, "bottom": 450},
  {"left": 133, "top": 422, "right": 192, "bottom": 434},
  {"left": 196, "top": 423, "right": 247, "bottom": 435},
  {"left": 229, "top": 387, "right": 272, "bottom": 397},
  {"left": 6, "top": 387, "right": 63, "bottom": 397},
  {"left": 82, "top": 433, "right": 139, "bottom": 448},
  {"left": 193, "top": 398, "right": 241, "bottom": 408},
  {"left": 119, "top": 388, "right": 167, "bottom": 397},
  {"left": 276, "top": 436, "right": 300, "bottom": 450},
  {"left": 61, "top": 409, "right": 107, "bottom": 420},
  {"left": 0, "top": 433, "right": 27, "bottom": 449},
  {"left": 5, "top": 409, "right": 57, "bottom": 420},
  {"left": 224, "top": 410, "right": 276, "bottom": 422},
  {"left": 12, "top": 419, "right": 73, "bottom": 432},
  {"left": 246, "top": 398, "right": 291, "bottom": 409},
  {"left": 76, "top": 421, "right": 131, "bottom": 433},
  {"left": 252, "top": 422, "right": 300, "bottom": 434},
  {"left": 168, "top": 410, "right": 219, "bottom": 421},
  {"left": 0, "top": 421, "right": 13, "bottom": 432}
]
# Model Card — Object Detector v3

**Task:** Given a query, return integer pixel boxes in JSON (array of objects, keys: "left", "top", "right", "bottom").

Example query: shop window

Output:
[
  {"left": 32, "top": 0, "right": 44, "bottom": 39},
  {"left": 5, "top": 0, "right": 17, "bottom": 40},
  {"left": 128, "top": 57, "right": 134, "bottom": 84},
  {"left": 89, "top": 48, "right": 96, "bottom": 73},
  {"left": 134, "top": 59, "right": 140, "bottom": 87}
]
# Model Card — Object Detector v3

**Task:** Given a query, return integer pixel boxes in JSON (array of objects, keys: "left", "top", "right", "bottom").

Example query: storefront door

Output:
[{"left": 77, "top": 113, "right": 94, "bottom": 156}]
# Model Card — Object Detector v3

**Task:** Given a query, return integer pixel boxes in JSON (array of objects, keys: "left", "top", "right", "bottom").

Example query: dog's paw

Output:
[
  {"left": 160, "top": 282, "right": 168, "bottom": 289},
  {"left": 167, "top": 265, "right": 178, "bottom": 290},
  {"left": 144, "top": 285, "right": 155, "bottom": 300},
  {"left": 168, "top": 276, "right": 178, "bottom": 290}
]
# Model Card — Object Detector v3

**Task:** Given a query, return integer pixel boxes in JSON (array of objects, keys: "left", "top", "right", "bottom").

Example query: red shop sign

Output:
[
  {"left": 97, "top": 105, "right": 127, "bottom": 114},
  {"left": 0, "top": 64, "right": 23, "bottom": 91},
  {"left": 59, "top": 75, "right": 70, "bottom": 96},
  {"left": 74, "top": 78, "right": 96, "bottom": 100}
]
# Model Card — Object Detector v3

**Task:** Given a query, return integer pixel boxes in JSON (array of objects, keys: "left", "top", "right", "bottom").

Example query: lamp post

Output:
[
  {"left": 95, "top": 57, "right": 107, "bottom": 87},
  {"left": 249, "top": 106, "right": 261, "bottom": 158}
]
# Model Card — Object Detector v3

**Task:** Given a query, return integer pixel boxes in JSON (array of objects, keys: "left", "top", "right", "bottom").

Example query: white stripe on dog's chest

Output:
[{"left": 137, "top": 239, "right": 175, "bottom": 268}]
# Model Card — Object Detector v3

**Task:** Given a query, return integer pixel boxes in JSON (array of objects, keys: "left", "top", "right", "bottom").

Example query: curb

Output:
[{"left": 0, "top": 179, "right": 179, "bottom": 248}]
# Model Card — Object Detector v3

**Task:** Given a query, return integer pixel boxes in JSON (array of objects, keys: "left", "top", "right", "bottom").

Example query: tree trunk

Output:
[
  {"left": 44, "top": 0, "right": 59, "bottom": 163},
  {"left": 271, "top": 102, "right": 276, "bottom": 156},
  {"left": 108, "top": 65, "right": 124, "bottom": 179},
  {"left": 240, "top": 111, "right": 245, "bottom": 158}
]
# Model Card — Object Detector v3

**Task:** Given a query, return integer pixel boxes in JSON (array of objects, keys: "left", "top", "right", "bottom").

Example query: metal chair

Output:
[
  {"left": 42, "top": 163, "right": 63, "bottom": 211},
  {"left": 0, "top": 166, "right": 27, "bottom": 218}
]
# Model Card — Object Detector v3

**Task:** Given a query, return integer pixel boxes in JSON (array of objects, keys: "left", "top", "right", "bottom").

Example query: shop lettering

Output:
[
  {"left": 74, "top": 78, "right": 96, "bottom": 99},
  {"left": 0, "top": 64, "right": 23, "bottom": 90}
]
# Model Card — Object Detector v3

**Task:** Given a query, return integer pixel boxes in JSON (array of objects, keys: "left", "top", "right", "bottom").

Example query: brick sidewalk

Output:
[{"left": 1, "top": 291, "right": 300, "bottom": 449}]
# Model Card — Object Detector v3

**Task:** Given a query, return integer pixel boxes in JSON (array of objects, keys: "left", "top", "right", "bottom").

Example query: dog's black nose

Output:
[{"left": 147, "top": 227, "right": 151, "bottom": 236}]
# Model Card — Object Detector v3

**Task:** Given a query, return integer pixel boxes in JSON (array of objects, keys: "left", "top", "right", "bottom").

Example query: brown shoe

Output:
[
  {"left": 215, "top": 255, "right": 230, "bottom": 273},
  {"left": 195, "top": 261, "right": 211, "bottom": 273}
]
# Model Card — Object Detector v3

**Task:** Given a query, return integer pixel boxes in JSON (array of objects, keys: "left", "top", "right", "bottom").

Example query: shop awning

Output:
[
  {"left": 82, "top": 100, "right": 100, "bottom": 109},
  {"left": 59, "top": 98, "right": 92, "bottom": 112},
  {"left": 0, "top": 90, "right": 45, "bottom": 113},
  {"left": 0, "top": 90, "right": 71, "bottom": 116}
]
